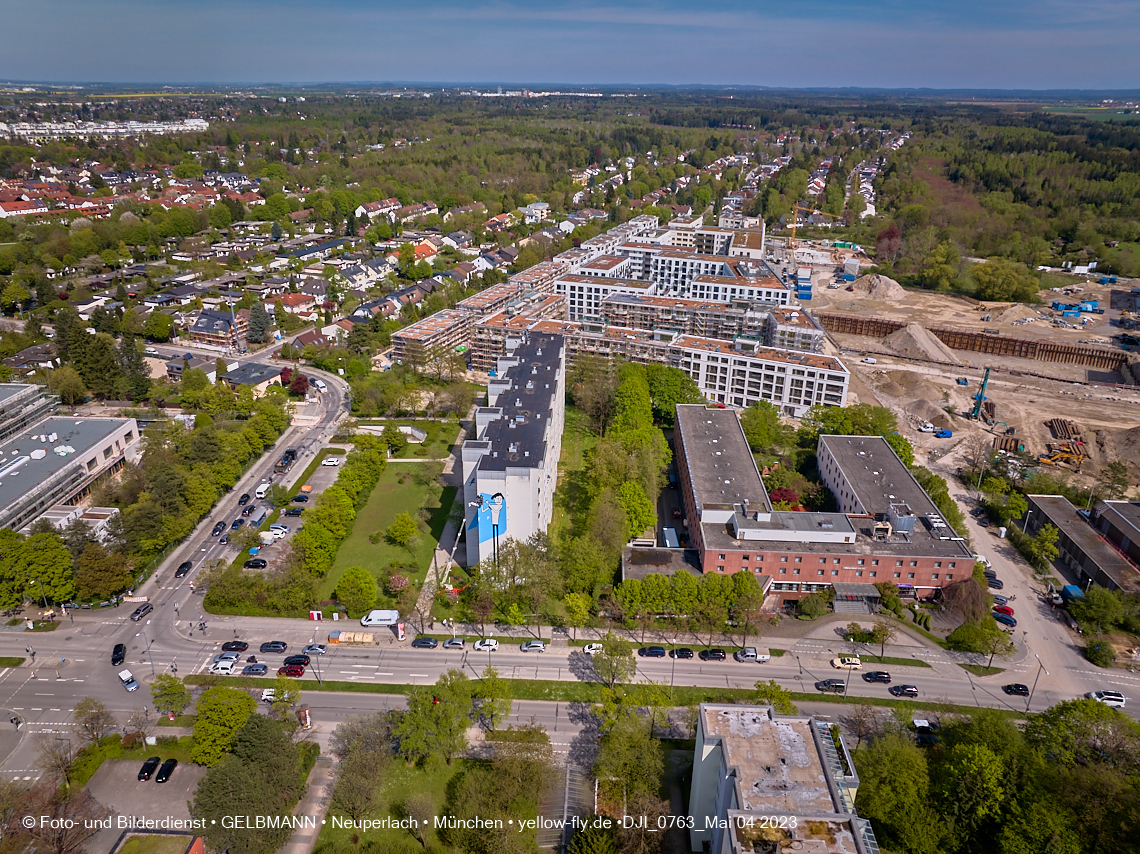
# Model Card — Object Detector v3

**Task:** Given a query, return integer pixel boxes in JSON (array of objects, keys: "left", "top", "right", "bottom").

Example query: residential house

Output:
[
  {"left": 3, "top": 343, "right": 59, "bottom": 375},
  {"left": 277, "top": 293, "right": 317, "bottom": 314},
  {"left": 219, "top": 362, "right": 281, "bottom": 397},
  {"left": 354, "top": 198, "right": 401, "bottom": 221},
  {"left": 519, "top": 201, "right": 550, "bottom": 224},
  {"left": 187, "top": 308, "right": 249, "bottom": 350},
  {"left": 166, "top": 354, "right": 225, "bottom": 383}
]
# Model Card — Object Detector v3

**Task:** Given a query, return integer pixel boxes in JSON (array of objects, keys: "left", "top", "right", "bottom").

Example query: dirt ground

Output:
[
  {"left": 840, "top": 353, "right": 1140, "bottom": 485},
  {"left": 808, "top": 270, "right": 1138, "bottom": 350}
]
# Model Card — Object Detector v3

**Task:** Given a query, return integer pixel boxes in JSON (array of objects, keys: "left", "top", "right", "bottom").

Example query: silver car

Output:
[{"left": 520, "top": 640, "right": 546, "bottom": 653}]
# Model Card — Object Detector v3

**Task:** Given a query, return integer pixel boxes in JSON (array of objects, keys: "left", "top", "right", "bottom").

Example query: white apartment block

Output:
[{"left": 461, "top": 333, "right": 566, "bottom": 566}]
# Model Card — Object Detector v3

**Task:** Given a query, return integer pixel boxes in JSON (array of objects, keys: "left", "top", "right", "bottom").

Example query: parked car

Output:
[
  {"left": 860, "top": 357, "right": 877, "bottom": 364},
  {"left": 993, "top": 604, "right": 1015, "bottom": 617},
  {"left": 260, "top": 689, "right": 276, "bottom": 703},
  {"left": 411, "top": 637, "right": 438, "bottom": 649},
  {"left": 259, "top": 641, "right": 288, "bottom": 653},
  {"left": 889, "top": 685, "right": 920, "bottom": 698},
  {"left": 582, "top": 643, "right": 603, "bottom": 655},
  {"left": 987, "top": 577, "right": 1005, "bottom": 590},
  {"left": 1002, "top": 683, "right": 1030, "bottom": 696},
  {"left": 934, "top": 430, "right": 953, "bottom": 438},
  {"left": 284, "top": 507, "right": 304, "bottom": 517},
  {"left": 211, "top": 521, "right": 226, "bottom": 536},
  {"left": 638, "top": 646, "right": 666, "bottom": 658},
  {"left": 816, "top": 679, "right": 846, "bottom": 694},
  {"left": 129, "top": 603, "right": 153, "bottom": 622},
  {"left": 321, "top": 456, "right": 342, "bottom": 466},
  {"left": 992, "top": 611, "right": 1017, "bottom": 627},
  {"left": 443, "top": 638, "right": 465, "bottom": 650},
  {"left": 175, "top": 561, "right": 192, "bottom": 578},
  {"left": 992, "top": 594, "right": 1009, "bottom": 606},
  {"left": 283, "top": 654, "right": 310, "bottom": 667},
  {"left": 291, "top": 494, "right": 309, "bottom": 503},
  {"left": 1085, "top": 690, "right": 1126, "bottom": 708},
  {"left": 111, "top": 643, "right": 126, "bottom": 666},
  {"left": 278, "top": 664, "right": 305, "bottom": 677},
  {"left": 138, "top": 756, "right": 161, "bottom": 781},
  {"left": 699, "top": 648, "right": 727, "bottom": 661},
  {"left": 238, "top": 493, "right": 251, "bottom": 506},
  {"left": 244, "top": 559, "right": 267, "bottom": 569},
  {"left": 473, "top": 639, "right": 498, "bottom": 652},
  {"left": 863, "top": 671, "right": 892, "bottom": 683},
  {"left": 670, "top": 648, "right": 694, "bottom": 659},
  {"left": 155, "top": 759, "right": 177, "bottom": 783},
  {"left": 221, "top": 641, "right": 248, "bottom": 652},
  {"left": 831, "top": 656, "right": 862, "bottom": 670},
  {"left": 520, "top": 641, "right": 546, "bottom": 653},
  {"left": 242, "top": 664, "right": 268, "bottom": 676},
  {"left": 302, "top": 644, "right": 326, "bottom": 656}
]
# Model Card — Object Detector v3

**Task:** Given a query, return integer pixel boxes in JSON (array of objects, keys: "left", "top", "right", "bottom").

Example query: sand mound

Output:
[
  {"left": 997, "top": 303, "right": 1041, "bottom": 323},
  {"left": 851, "top": 274, "right": 908, "bottom": 301},
  {"left": 881, "top": 323, "right": 963, "bottom": 365}
]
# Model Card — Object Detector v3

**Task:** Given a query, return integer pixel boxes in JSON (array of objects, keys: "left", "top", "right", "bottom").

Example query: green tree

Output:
[
  {"left": 394, "top": 670, "right": 472, "bottom": 765},
  {"left": 191, "top": 686, "right": 257, "bottom": 766},
  {"left": 150, "top": 674, "right": 191, "bottom": 715},
  {"left": 740, "top": 400, "right": 789, "bottom": 451},
  {"left": 593, "top": 631, "right": 636, "bottom": 690},
  {"left": 48, "top": 365, "right": 87, "bottom": 405},
  {"left": 753, "top": 679, "right": 797, "bottom": 715},
  {"left": 1069, "top": 585, "right": 1124, "bottom": 633},
  {"left": 335, "top": 565, "right": 377, "bottom": 617},
  {"left": 143, "top": 311, "right": 174, "bottom": 342},
  {"left": 1022, "top": 523, "right": 1060, "bottom": 570},
  {"left": 593, "top": 716, "right": 663, "bottom": 801},
  {"left": 269, "top": 674, "right": 302, "bottom": 720},
  {"left": 563, "top": 592, "right": 592, "bottom": 638},
  {"left": 0, "top": 282, "right": 29, "bottom": 313},
  {"left": 972, "top": 260, "right": 1041, "bottom": 302},
  {"left": 854, "top": 733, "right": 945, "bottom": 854},
  {"left": 939, "top": 743, "right": 1006, "bottom": 842},
  {"left": 918, "top": 240, "right": 960, "bottom": 291},
  {"left": 73, "top": 697, "right": 117, "bottom": 744},
  {"left": 473, "top": 665, "right": 513, "bottom": 730},
  {"left": 76, "top": 542, "right": 132, "bottom": 599},
  {"left": 18, "top": 531, "right": 76, "bottom": 603},
  {"left": 615, "top": 481, "right": 655, "bottom": 540},
  {"left": 386, "top": 511, "right": 419, "bottom": 547}
]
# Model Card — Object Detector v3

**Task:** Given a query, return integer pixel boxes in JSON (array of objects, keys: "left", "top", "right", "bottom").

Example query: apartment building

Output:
[
  {"left": 187, "top": 308, "right": 249, "bottom": 350},
  {"left": 472, "top": 292, "right": 567, "bottom": 371},
  {"left": 688, "top": 703, "right": 878, "bottom": 854},
  {"left": 554, "top": 274, "right": 655, "bottom": 321},
  {"left": 461, "top": 333, "right": 566, "bottom": 566},
  {"left": 391, "top": 309, "right": 473, "bottom": 365},
  {"left": 673, "top": 407, "right": 974, "bottom": 602}
]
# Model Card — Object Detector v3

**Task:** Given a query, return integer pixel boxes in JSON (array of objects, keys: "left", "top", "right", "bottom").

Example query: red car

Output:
[
  {"left": 672, "top": 508, "right": 683, "bottom": 519},
  {"left": 277, "top": 664, "right": 305, "bottom": 678},
  {"left": 993, "top": 604, "right": 1014, "bottom": 617}
]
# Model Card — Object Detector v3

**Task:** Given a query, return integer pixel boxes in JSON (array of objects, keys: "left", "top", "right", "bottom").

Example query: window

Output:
[
  {"left": 856, "top": 571, "right": 863, "bottom": 577},
  {"left": 793, "top": 569, "right": 800, "bottom": 575},
  {"left": 895, "top": 560, "right": 903, "bottom": 567},
  {"left": 869, "top": 572, "right": 877, "bottom": 578},
  {"left": 716, "top": 566, "right": 725, "bottom": 573},
  {"left": 893, "top": 572, "right": 901, "bottom": 578},
  {"left": 932, "top": 574, "right": 939, "bottom": 579},
  {"left": 818, "top": 558, "right": 826, "bottom": 564},
  {"left": 780, "top": 556, "right": 788, "bottom": 563},
  {"left": 817, "top": 570, "right": 824, "bottom": 576},
  {"left": 103, "top": 446, "right": 114, "bottom": 459},
  {"left": 742, "top": 556, "right": 749, "bottom": 562},
  {"left": 949, "top": 562, "right": 956, "bottom": 568},
  {"left": 857, "top": 559, "right": 865, "bottom": 566},
  {"left": 910, "top": 561, "right": 918, "bottom": 567},
  {"left": 946, "top": 574, "right": 953, "bottom": 580},
  {"left": 871, "top": 560, "right": 879, "bottom": 566},
  {"left": 934, "top": 561, "right": 942, "bottom": 568},
  {"left": 833, "top": 558, "right": 840, "bottom": 565},
  {"left": 718, "top": 554, "right": 726, "bottom": 561},
  {"left": 779, "top": 569, "right": 786, "bottom": 575},
  {"left": 794, "top": 556, "right": 802, "bottom": 563},
  {"left": 831, "top": 570, "right": 839, "bottom": 576}
]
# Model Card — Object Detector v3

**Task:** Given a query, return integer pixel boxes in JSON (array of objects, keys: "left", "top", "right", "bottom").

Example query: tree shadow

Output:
[
  {"left": 567, "top": 650, "right": 600, "bottom": 684},
  {"left": 565, "top": 701, "right": 601, "bottom": 769}
]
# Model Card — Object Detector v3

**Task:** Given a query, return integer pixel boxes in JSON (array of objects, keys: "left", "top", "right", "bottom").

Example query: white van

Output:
[
  {"left": 314, "top": 379, "right": 327, "bottom": 393},
  {"left": 360, "top": 609, "right": 400, "bottom": 627},
  {"left": 255, "top": 482, "right": 270, "bottom": 500}
]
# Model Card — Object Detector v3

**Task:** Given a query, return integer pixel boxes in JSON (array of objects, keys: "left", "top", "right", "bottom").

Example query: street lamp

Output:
[
  {"left": 29, "top": 578, "right": 48, "bottom": 610},
  {"left": 1021, "top": 509, "right": 1034, "bottom": 534},
  {"left": 136, "top": 620, "right": 156, "bottom": 677},
  {"left": 669, "top": 638, "right": 677, "bottom": 703},
  {"left": 1026, "top": 654, "right": 1048, "bottom": 714}
]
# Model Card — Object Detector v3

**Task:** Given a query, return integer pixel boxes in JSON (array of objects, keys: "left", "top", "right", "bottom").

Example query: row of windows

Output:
[
  {"left": 715, "top": 566, "right": 953, "bottom": 581},
  {"left": 716, "top": 552, "right": 956, "bottom": 569}
]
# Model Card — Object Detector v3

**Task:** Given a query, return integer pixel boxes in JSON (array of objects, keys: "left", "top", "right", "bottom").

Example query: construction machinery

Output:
[
  {"left": 970, "top": 367, "right": 993, "bottom": 424},
  {"left": 1038, "top": 442, "right": 1087, "bottom": 471}
]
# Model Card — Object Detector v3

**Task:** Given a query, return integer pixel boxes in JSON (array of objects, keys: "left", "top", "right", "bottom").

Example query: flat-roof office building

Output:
[{"left": 0, "top": 383, "right": 58, "bottom": 443}]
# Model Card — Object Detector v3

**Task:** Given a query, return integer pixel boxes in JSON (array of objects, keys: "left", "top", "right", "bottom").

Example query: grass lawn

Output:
[
  {"left": 317, "top": 758, "right": 464, "bottom": 852},
  {"left": 958, "top": 663, "right": 1005, "bottom": 677},
  {"left": 0, "top": 657, "right": 24, "bottom": 667},
  {"left": 356, "top": 419, "right": 463, "bottom": 460},
  {"left": 855, "top": 654, "right": 933, "bottom": 668},
  {"left": 550, "top": 405, "right": 597, "bottom": 541},
  {"left": 321, "top": 462, "right": 457, "bottom": 600},
  {"left": 116, "top": 837, "right": 193, "bottom": 854}
]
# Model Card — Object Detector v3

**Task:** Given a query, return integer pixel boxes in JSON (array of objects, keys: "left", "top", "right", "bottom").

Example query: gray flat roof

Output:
[
  {"left": 0, "top": 417, "right": 132, "bottom": 512},
  {"left": 675, "top": 404, "right": 770, "bottom": 512},
  {"left": 820, "top": 435, "right": 944, "bottom": 521},
  {"left": 1028, "top": 495, "right": 1140, "bottom": 593},
  {"left": 1098, "top": 500, "right": 1140, "bottom": 543},
  {"left": 700, "top": 520, "right": 975, "bottom": 558},
  {"left": 0, "top": 384, "right": 31, "bottom": 408}
]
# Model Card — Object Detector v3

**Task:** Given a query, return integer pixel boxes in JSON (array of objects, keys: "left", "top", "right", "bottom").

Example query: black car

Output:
[
  {"left": 283, "top": 448, "right": 297, "bottom": 461},
  {"left": 283, "top": 654, "right": 311, "bottom": 667},
  {"left": 698, "top": 648, "right": 727, "bottom": 661},
  {"left": 284, "top": 507, "right": 304, "bottom": 517},
  {"left": 291, "top": 494, "right": 309, "bottom": 503},
  {"left": 889, "top": 685, "right": 920, "bottom": 698},
  {"left": 111, "top": 643, "right": 126, "bottom": 666},
  {"left": 1002, "top": 683, "right": 1030, "bottom": 697},
  {"left": 219, "top": 534, "right": 229, "bottom": 545},
  {"left": 221, "top": 641, "right": 249, "bottom": 653},
  {"left": 987, "top": 577, "right": 1004, "bottom": 590},
  {"left": 638, "top": 646, "right": 667, "bottom": 658},
  {"left": 238, "top": 493, "right": 251, "bottom": 506},
  {"left": 211, "top": 521, "right": 226, "bottom": 536},
  {"left": 155, "top": 758, "right": 177, "bottom": 783},
  {"left": 411, "top": 637, "right": 438, "bottom": 649},
  {"left": 670, "top": 648, "right": 694, "bottom": 659},
  {"left": 816, "top": 679, "right": 846, "bottom": 694},
  {"left": 175, "top": 561, "right": 192, "bottom": 578},
  {"left": 138, "top": 756, "right": 161, "bottom": 781},
  {"left": 244, "top": 558, "right": 267, "bottom": 569},
  {"left": 231, "top": 519, "right": 245, "bottom": 530},
  {"left": 259, "top": 641, "right": 288, "bottom": 653},
  {"left": 241, "top": 505, "right": 255, "bottom": 517},
  {"left": 863, "top": 671, "right": 892, "bottom": 684}
]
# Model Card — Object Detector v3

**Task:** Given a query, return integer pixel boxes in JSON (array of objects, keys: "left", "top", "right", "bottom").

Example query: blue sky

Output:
[{"left": 2, "top": 0, "right": 1138, "bottom": 89}]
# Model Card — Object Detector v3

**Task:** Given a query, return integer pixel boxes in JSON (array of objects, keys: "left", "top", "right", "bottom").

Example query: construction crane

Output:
[
  {"left": 788, "top": 204, "right": 844, "bottom": 251},
  {"left": 971, "top": 367, "right": 991, "bottom": 421}
]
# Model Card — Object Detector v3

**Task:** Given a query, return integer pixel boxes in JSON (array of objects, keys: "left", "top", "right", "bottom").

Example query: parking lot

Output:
[{"left": 85, "top": 758, "right": 207, "bottom": 850}]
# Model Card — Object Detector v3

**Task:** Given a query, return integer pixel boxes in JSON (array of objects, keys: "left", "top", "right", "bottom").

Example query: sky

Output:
[{"left": 1, "top": 0, "right": 1139, "bottom": 90}]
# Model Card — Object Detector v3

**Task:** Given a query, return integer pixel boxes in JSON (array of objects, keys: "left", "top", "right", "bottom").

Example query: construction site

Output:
[{"left": 801, "top": 272, "right": 1140, "bottom": 490}]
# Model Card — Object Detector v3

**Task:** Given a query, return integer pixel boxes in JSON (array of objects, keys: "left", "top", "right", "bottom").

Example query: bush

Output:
[
  {"left": 1085, "top": 639, "right": 1117, "bottom": 668},
  {"left": 156, "top": 735, "right": 178, "bottom": 746}
]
